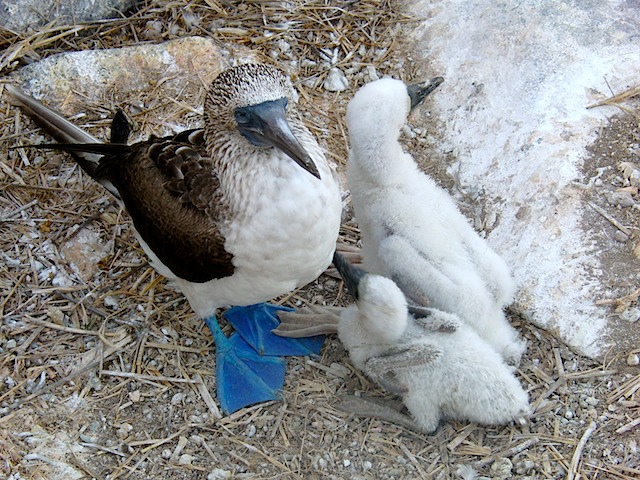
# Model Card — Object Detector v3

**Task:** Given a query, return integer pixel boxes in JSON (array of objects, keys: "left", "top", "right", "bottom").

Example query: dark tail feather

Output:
[
  {"left": 16, "top": 142, "right": 130, "bottom": 156},
  {"left": 6, "top": 84, "right": 122, "bottom": 198}
]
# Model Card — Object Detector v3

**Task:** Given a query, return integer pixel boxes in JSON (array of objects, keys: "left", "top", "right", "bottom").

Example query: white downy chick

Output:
[
  {"left": 333, "top": 252, "right": 530, "bottom": 433},
  {"left": 346, "top": 77, "right": 525, "bottom": 364}
]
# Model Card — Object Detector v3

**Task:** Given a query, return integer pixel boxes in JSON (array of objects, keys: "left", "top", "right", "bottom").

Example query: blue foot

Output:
[
  {"left": 204, "top": 315, "right": 285, "bottom": 415},
  {"left": 223, "top": 303, "right": 325, "bottom": 356}
]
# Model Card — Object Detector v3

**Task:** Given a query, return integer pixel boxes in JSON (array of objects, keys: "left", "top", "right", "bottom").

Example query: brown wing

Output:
[{"left": 100, "top": 129, "right": 234, "bottom": 283}]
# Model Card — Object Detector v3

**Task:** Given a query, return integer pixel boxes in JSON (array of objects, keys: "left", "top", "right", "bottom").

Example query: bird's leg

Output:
[
  {"left": 223, "top": 303, "right": 325, "bottom": 357},
  {"left": 335, "top": 394, "right": 426, "bottom": 433},
  {"left": 273, "top": 305, "right": 342, "bottom": 338},
  {"left": 203, "top": 314, "right": 285, "bottom": 415}
]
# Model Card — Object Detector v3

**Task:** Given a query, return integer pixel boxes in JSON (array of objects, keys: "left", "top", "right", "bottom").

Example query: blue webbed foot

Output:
[
  {"left": 223, "top": 303, "right": 325, "bottom": 356},
  {"left": 204, "top": 315, "right": 285, "bottom": 415}
]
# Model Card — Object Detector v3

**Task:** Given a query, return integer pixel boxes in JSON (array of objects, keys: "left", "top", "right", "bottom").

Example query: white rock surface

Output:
[
  {"left": 0, "top": 0, "right": 137, "bottom": 32},
  {"left": 408, "top": 0, "right": 640, "bottom": 357}
]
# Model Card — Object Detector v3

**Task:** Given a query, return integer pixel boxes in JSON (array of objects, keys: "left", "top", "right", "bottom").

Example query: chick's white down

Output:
[
  {"left": 338, "top": 273, "right": 530, "bottom": 433},
  {"left": 346, "top": 78, "right": 525, "bottom": 364}
]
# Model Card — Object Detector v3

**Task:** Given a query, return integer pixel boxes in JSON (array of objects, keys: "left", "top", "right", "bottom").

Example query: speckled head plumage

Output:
[
  {"left": 205, "top": 64, "right": 295, "bottom": 124},
  {"left": 202, "top": 63, "right": 322, "bottom": 178}
]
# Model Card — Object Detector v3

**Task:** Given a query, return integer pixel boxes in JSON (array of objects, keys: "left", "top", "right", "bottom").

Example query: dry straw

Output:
[{"left": 0, "top": 1, "right": 638, "bottom": 479}]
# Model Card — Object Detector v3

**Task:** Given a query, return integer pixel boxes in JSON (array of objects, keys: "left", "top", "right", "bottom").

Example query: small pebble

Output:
[
  {"left": 47, "top": 306, "right": 65, "bottom": 324},
  {"left": 605, "top": 190, "right": 635, "bottom": 207},
  {"left": 489, "top": 457, "right": 513, "bottom": 479},
  {"left": 171, "top": 393, "right": 184, "bottom": 405},
  {"left": 585, "top": 396, "right": 599, "bottom": 406},
  {"left": 365, "top": 65, "right": 379, "bottom": 82},
  {"left": 613, "top": 231, "right": 629, "bottom": 243},
  {"left": 627, "top": 353, "right": 640, "bottom": 366},
  {"left": 515, "top": 460, "right": 535, "bottom": 474},
  {"left": 129, "top": 390, "right": 142, "bottom": 402},
  {"left": 208, "top": 469, "right": 231, "bottom": 480},
  {"left": 116, "top": 423, "right": 132, "bottom": 440},
  {"left": 103, "top": 296, "right": 119, "bottom": 310},
  {"left": 6, "top": 339, "right": 17, "bottom": 349},
  {"left": 324, "top": 67, "right": 349, "bottom": 92},
  {"left": 621, "top": 307, "right": 640, "bottom": 323},
  {"left": 178, "top": 454, "right": 194, "bottom": 465}
]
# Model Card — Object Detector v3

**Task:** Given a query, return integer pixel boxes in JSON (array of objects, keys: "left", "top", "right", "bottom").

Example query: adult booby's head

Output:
[
  {"left": 333, "top": 252, "right": 407, "bottom": 344},
  {"left": 205, "top": 63, "right": 320, "bottom": 179}
]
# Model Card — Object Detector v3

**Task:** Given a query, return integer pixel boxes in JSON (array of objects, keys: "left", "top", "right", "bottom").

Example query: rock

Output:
[
  {"left": 620, "top": 307, "right": 640, "bottom": 323},
  {"left": 60, "top": 227, "right": 110, "bottom": 281},
  {"left": 128, "top": 390, "right": 142, "bottom": 402},
  {"left": 613, "top": 231, "right": 629, "bottom": 243},
  {"left": 9, "top": 37, "right": 259, "bottom": 138},
  {"left": 324, "top": 67, "right": 349, "bottom": 92},
  {"left": 408, "top": 0, "right": 640, "bottom": 358},
  {"left": 103, "top": 296, "right": 119, "bottom": 310},
  {"left": 0, "top": 0, "right": 138, "bottom": 33},
  {"left": 605, "top": 191, "right": 635, "bottom": 207},
  {"left": 208, "top": 469, "right": 231, "bottom": 480},
  {"left": 515, "top": 460, "right": 535, "bottom": 475},
  {"left": 619, "top": 161, "right": 640, "bottom": 186},
  {"left": 489, "top": 457, "right": 513, "bottom": 479},
  {"left": 364, "top": 65, "right": 379, "bottom": 82}
]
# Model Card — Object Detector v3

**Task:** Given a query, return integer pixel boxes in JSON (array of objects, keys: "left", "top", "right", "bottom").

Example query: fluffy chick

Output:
[
  {"left": 346, "top": 77, "right": 525, "bottom": 364},
  {"left": 334, "top": 252, "right": 530, "bottom": 433}
]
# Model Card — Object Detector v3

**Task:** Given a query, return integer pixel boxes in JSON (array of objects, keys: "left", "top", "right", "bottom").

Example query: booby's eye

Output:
[{"left": 234, "top": 108, "right": 251, "bottom": 125}]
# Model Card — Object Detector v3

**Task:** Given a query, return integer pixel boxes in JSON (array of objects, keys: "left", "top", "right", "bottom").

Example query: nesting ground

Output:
[{"left": 0, "top": 1, "right": 639, "bottom": 479}]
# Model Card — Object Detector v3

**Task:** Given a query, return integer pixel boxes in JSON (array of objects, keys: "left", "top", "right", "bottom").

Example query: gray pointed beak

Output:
[
  {"left": 333, "top": 251, "right": 367, "bottom": 301},
  {"left": 407, "top": 76, "right": 444, "bottom": 110},
  {"left": 235, "top": 98, "right": 321, "bottom": 179}
]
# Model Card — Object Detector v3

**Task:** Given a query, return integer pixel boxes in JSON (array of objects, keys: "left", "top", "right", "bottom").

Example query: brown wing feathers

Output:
[
  {"left": 8, "top": 85, "right": 234, "bottom": 283},
  {"left": 110, "top": 136, "right": 234, "bottom": 283}
]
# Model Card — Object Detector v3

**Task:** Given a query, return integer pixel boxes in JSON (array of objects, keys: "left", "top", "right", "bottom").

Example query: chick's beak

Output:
[
  {"left": 407, "top": 76, "right": 444, "bottom": 110},
  {"left": 332, "top": 251, "right": 367, "bottom": 301}
]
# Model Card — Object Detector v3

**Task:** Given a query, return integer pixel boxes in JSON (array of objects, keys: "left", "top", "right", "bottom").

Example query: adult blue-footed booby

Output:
[
  {"left": 7, "top": 63, "right": 342, "bottom": 414},
  {"left": 345, "top": 77, "right": 526, "bottom": 365},
  {"left": 332, "top": 252, "right": 530, "bottom": 433}
]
